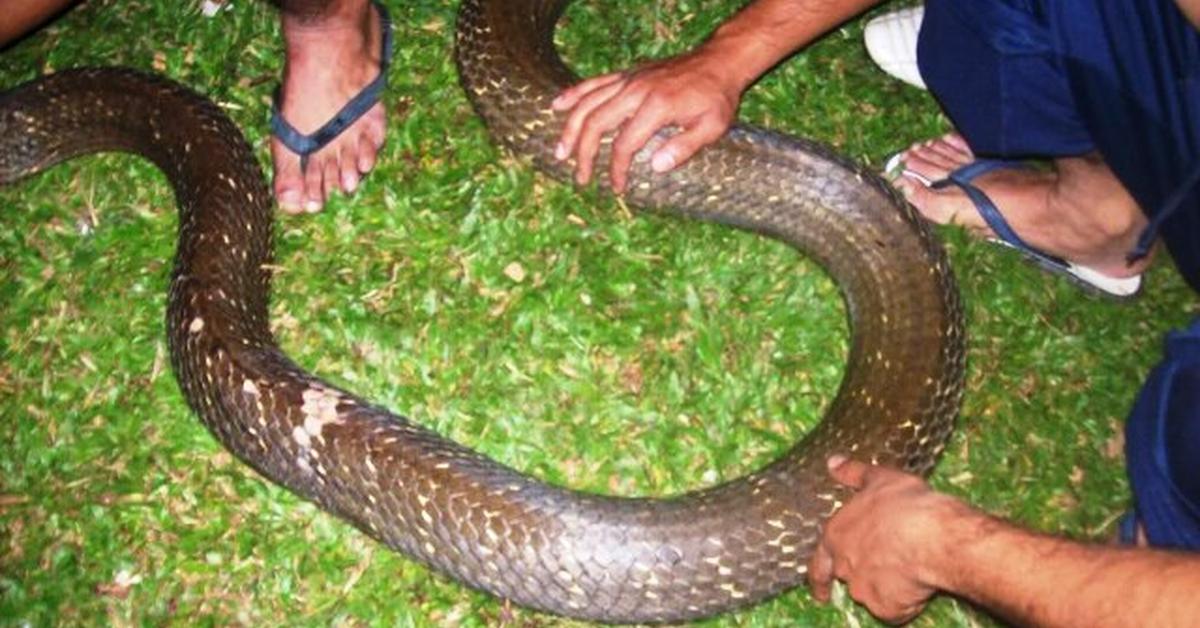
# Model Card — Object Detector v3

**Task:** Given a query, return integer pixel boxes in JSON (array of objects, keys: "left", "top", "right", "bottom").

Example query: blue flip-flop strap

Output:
[
  {"left": 1127, "top": 159, "right": 1200, "bottom": 262},
  {"left": 930, "top": 159, "right": 1072, "bottom": 272},
  {"left": 270, "top": 0, "right": 393, "bottom": 171}
]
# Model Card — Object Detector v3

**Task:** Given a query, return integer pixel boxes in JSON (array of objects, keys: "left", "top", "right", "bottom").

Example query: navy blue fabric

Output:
[
  {"left": 1125, "top": 317, "right": 1200, "bottom": 550},
  {"left": 917, "top": 0, "right": 1095, "bottom": 157},
  {"left": 918, "top": 0, "right": 1200, "bottom": 291}
]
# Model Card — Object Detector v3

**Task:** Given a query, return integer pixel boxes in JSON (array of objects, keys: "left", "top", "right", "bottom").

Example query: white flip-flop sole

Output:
[
  {"left": 864, "top": 6, "right": 928, "bottom": 90},
  {"left": 883, "top": 152, "right": 1143, "bottom": 299}
]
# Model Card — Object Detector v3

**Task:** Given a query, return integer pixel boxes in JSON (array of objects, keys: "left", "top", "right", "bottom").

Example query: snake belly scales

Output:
[{"left": 0, "top": 0, "right": 964, "bottom": 622}]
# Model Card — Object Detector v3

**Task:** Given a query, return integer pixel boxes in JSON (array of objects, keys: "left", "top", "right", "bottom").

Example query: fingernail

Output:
[
  {"left": 343, "top": 174, "right": 359, "bottom": 194},
  {"left": 555, "top": 142, "right": 567, "bottom": 160},
  {"left": 827, "top": 455, "right": 847, "bottom": 470},
  {"left": 551, "top": 94, "right": 565, "bottom": 110},
  {"left": 651, "top": 150, "right": 675, "bottom": 172},
  {"left": 304, "top": 199, "right": 322, "bottom": 213}
]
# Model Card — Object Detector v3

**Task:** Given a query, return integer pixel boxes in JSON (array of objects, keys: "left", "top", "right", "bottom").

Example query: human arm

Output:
[
  {"left": 1178, "top": 0, "right": 1200, "bottom": 30},
  {"left": 807, "top": 456, "right": 1200, "bottom": 626},
  {"left": 552, "top": 0, "right": 883, "bottom": 192},
  {"left": 1, "top": 0, "right": 78, "bottom": 48}
]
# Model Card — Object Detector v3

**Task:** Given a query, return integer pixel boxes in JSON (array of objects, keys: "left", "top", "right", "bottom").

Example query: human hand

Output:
[
  {"left": 807, "top": 456, "right": 969, "bottom": 624},
  {"left": 551, "top": 48, "right": 742, "bottom": 193}
]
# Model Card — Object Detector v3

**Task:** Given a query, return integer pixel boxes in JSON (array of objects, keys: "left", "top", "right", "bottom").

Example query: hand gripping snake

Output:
[{"left": 0, "top": 0, "right": 964, "bottom": 622}]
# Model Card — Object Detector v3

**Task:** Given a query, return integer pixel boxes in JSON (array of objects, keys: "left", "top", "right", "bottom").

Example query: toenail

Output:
[
  {"left": 900, "top": 169, "right": 933, "bottom": 187},
  {"left": 278, "top": 190, "right": 302, "bottom": 209}
]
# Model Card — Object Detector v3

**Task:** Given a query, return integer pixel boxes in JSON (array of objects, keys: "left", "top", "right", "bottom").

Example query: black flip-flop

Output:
[{"left": 270, "top": 0, "right": 393, "bottom": 173}]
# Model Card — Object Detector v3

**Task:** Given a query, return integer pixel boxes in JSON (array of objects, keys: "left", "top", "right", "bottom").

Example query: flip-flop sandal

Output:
[
  {"left": 270, "top": 0, "right": 393, "bottom": 173},
  {"left": 863, "top": 5, "right": 927, "bottom": 90},
  {"left": 885, "top": 154, "right": 1143, "bottom": 299}
]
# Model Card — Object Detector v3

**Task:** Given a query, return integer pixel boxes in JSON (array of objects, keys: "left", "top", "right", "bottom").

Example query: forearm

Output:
[
  {"left": 937, "top": 509, "right": 1200, "bottom": 627},
  {"left": 1178, "top": 0, "right": 1200, "bottom": 30},
  {"left": 697, "top": 0, "right": 885, "bottom": 92},
  {"left": 1, "top": 0, "right": 77, "bottom": 48}
]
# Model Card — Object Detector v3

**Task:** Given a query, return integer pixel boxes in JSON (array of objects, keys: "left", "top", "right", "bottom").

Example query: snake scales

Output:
[{"left": 0, "top": 0, "right": 964, "bottom": 622}]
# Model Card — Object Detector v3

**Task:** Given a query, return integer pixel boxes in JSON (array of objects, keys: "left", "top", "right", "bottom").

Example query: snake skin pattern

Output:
[{"left": 0, "top": 0, "right": 964, "bottom": 622}]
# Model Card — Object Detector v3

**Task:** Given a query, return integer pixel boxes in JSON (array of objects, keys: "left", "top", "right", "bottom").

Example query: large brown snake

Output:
[{"left": 0, "top": 0, "right": 964, "bottom": 622}]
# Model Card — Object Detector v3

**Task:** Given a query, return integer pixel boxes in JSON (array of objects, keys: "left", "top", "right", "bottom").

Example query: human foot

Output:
[
  {"left": 889, "top": 134, "right": 1150, "bottom": 282},
  {"left": 272, "top": 0, "right": 388, "bottom": 214}
]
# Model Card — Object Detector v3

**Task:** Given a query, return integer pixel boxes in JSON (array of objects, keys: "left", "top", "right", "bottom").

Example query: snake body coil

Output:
[{"left": 0, "top": 0, "right": 964, "bottom": 622}]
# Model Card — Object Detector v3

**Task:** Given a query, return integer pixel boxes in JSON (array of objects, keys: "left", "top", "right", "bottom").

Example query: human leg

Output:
[
  {"left": 272, "top": 0, "right": 388, "bottom": 213},
  {"left": 906, "top": 0, "right": 1200, "bottom": 291},
  {"left": 1044, "top": 0, "right": 1200, "bottom": 292},
  {"left": 906, "top": 0, "right": 1200, "bottom": 548},
  {"left": 868, "top": 2, "right": 1149, "bottom": 285}
]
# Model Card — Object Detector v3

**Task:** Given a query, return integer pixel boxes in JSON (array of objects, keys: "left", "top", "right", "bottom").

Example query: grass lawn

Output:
[{"left": 1, "top": 0, "right": 1195, "bottom": 625}]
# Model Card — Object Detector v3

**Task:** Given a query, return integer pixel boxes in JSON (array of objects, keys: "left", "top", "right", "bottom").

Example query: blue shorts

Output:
[
  {"left": 1125, "top": 319, "right": 1200, "bottom": 550},
  {"left": 917, "top": 0, "right": 1200, "bottom": 292}
]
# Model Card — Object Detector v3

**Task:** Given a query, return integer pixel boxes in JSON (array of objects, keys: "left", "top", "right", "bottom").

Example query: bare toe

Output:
[
  {"left": 361, "top": 106, "right": 386, "bottom": 166},
  {"left": 340, "top": 141, "right": 362, "bottom": 194},
  {"left": 303, "top": 157, "right": 325, "bottom": 213},
  {"left": 322, "top": 156, "right": 341, "bottom": 203},
  {"left": 272, "top": 150, "right": 306, "bottom": 215},
  {"left": 922, "top": 135, "right": 973, "bottom": 165},
  {"left": 357, "top": 143, "right": 378, "bottom": 176},
  {"left": 896, "top": 175, "right": 988, "bottom": 231},
  {"left": 904, "top": 147, "right": 959, "bottom": 181},
  {"left": 940, "top": 133, "right": 973, "bottom": 156}
]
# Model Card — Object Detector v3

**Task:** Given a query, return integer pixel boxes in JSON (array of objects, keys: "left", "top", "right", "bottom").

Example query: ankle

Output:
[
  {"left": 282, "top": 0, "right": 373, "bottom": 44},
  {"left": 1051, "top": 155, "right": 1147, "bottom": 247},
  {"left": 282, "top": 8, "right": 378, "bottom": 75}
]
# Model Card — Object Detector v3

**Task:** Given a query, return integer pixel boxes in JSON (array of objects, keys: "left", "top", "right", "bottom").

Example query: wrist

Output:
[
  {"left": 696, "top": 26, "right": 779, "bottom": 95},
  {"left": 912, "top": 496, "right": 989, "bottom": 593}
]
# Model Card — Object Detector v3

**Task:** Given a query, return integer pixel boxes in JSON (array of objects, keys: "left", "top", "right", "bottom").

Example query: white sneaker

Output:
[{"left": 863, "top": 6, "right": 927, "bottom": 89}]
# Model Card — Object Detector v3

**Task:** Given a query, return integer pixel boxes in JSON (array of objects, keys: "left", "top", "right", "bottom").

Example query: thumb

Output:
[
  {"left": 826, "top": 455, "right": 872, "bottom": 490},
  {"left": 806, "top": 541, "right": 835, "bottom": 603},
  {"left": 649, "top": 116, "right": 726, "bottom": 174}
]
